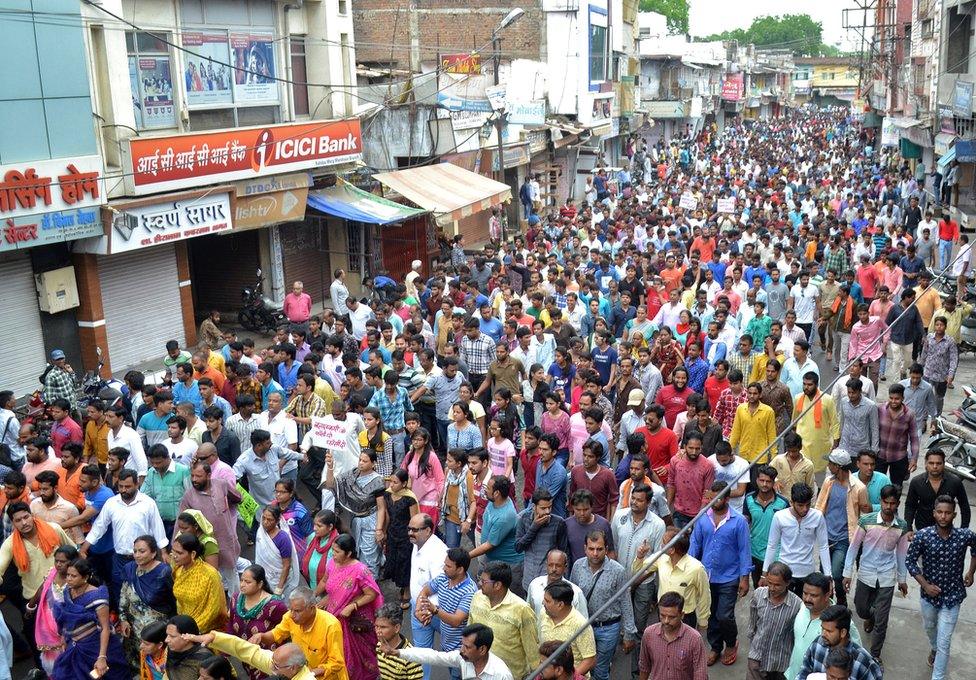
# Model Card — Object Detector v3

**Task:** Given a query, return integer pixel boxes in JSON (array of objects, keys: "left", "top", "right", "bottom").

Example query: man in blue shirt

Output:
[
  {"left": 469, "top": 476, "right": 524, "bottom": 590},
  {"left": 172, "top": 363, "right": 203, "bottom": 415},
  {"left": 275, "top": 342, "right": 300, "bottom": 393},
  {"left": 78, "top": 464, "right": 117, "bottom": 593},
  {"left": 534, "top": 434, "right": 567, "bottom": 518},
  {"left": 478, "top": 304, "right": 504, "bottom": 343},
  {"left": 689, "top": 480, "right": 753, "bottom": 666}
]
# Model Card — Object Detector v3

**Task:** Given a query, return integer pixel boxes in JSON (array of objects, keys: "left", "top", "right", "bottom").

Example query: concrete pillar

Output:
[
  {"left": 71, "top": 253, "right": 111, "bottom": 377},
  {"left": 175, "top": 242, "right": 197, "bottom": 348}
]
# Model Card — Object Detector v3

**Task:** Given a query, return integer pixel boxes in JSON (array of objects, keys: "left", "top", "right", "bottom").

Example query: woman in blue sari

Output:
[{"left": 53, "top": 559, "right": 129, "bottom": 680}]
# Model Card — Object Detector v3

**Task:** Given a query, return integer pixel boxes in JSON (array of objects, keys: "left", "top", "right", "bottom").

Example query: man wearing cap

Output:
[
  {"left": 816, "top": 449, "right": 871, "bottom": 607},
  {"left": 42, "top": 350, "right": 76, "bottom": 412}
]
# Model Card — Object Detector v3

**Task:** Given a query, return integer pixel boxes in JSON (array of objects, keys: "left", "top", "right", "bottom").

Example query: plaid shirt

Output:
[
  {"left": 42, "top": 366, "right": 75, "bottom": 406},
  {"left": 878, "top": 403, "right": 919, "bottom": 464},
  {"left": 798, "top": 640, "right": 881, "bottom": 680},
  {"left": 460, "top": 333, "right": 496, "bottom": 374},
  {"left": 713, "top": 387, "right": 748, "bottom": 438},
  {"left": 286, "top": 393, "right": 328, "bottom": 439},
  {"left": 726, "top": 351, "right": 756, "bottom": 384},
  {"left": 236, "top": 377, "right": 264, "bottom": 409},
  {"left": 369, "top": 386, "right": 411, "bottom": 431},
  {"left": 824, "top": 246, "right": 849, "bottom": 276}
]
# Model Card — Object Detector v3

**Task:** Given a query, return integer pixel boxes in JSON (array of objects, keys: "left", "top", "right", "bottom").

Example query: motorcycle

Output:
[
  {"left": 77, "top": 347, "right": 125, "bottom": 414},
  {"left": 238, "top": 268, "right": 286, "bottom": 334},
  {"left": 927, "top": 417, "right": 976, "bottom": 482}
]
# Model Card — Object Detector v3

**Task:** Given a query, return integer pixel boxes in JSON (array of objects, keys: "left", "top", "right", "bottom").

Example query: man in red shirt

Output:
[
  {"left": 704, "top": 360, "right": 730, "bottom": 409},
  {"left": 655, "top": 366, "right": 695, "bottom": 428},
  {"left": 282, "top": 280, "right": 312, "bottom": 324},
  {"left": 637, "top": 405, "right": 678, "bottom": 485},
  {"left": 938, "top": 210, "right": 960, "bottom": 270},
  {"left": 666, "top": 433, "right": 715, "bottom": 528}
]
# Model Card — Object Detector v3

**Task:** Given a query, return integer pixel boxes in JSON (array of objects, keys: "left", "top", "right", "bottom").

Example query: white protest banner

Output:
[
  {"left": 679, "top": 192, "right": 697, "bottom": 210},
  {"left": 311, "top": 417, "right": 349, "bottom": 450},
  {"left": 716, "top": 197, "right": 736, "bottom": 213}
]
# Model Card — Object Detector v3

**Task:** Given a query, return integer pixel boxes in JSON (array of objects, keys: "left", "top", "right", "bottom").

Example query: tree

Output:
[
  {"left": 702, "top": 14, "right": 833, "bottom": 57},
  {"left": 639, "top": 0, "right": 689, "bottom": 35}
]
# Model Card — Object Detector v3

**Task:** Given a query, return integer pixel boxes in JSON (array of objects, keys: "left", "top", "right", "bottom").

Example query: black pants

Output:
[
  {"left": 1, "top": 564, "right": 34, "bottom": 661},
  {"left": 415, "top": 402, "right": 439, "bottom": 451},
  {"left": 788, "top": 576, "right": 807, "bottom": 596},
  {"left": 300, "top": 446, "right": 326, "bottom": 506},
  {"left": 751, "top": 556, "right": 765, "bottom": 588},
  {"left": 854, "top": 581, "right": 895, "bottom": 658},
  {"left": 876, "top": 457, "right": 909, "bottom": 492},
  {"left": 469, "top": 373, "right": 490, "bottom": 410},
  {"left": 931, "top": 380, "right": 948, "bottom": 416}
]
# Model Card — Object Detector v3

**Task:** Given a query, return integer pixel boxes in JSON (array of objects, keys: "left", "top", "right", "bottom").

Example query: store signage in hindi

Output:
[
  {"left": 125, "top": 119, "right": 362, "bottom": 194},
  {"left": 441, "top": 53, "right": 482, "bottom": 74},
  {"left": 109, "top": 192, "right": 233, "bottom": 253},
  {"left": 721, "top": 73, "right": 744, "bottom": 101},
  {"left": 507, "top": 100, "right": 546, "bottom": 126},
  {"left": 0, "top": 156, "right": 103, "bottom": 221},
  {"left": 449, "top": 109, "right": 489, "bottom": 131},
  {"left": 1, "top": 208, "right": 103, "bottom": 253},
  {"left": 310, "top": 417, "right": 349, "bottom": 450}
]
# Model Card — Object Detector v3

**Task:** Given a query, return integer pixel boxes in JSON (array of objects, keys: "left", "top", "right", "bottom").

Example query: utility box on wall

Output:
[{"left": 36, "top": 266, "right": 80, "bottom": 313}]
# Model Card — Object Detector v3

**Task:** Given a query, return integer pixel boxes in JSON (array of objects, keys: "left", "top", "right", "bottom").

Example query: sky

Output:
[{"left": 688, "top": 0, "right": 864, "bottom": 50}]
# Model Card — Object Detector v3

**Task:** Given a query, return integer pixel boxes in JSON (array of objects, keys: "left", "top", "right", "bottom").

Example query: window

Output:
[
  {"left": 922, "top": 19, "right": 934, "bottom": 38},
  {"left": 338, "top": 0, "right": 348, "bottom": 14},
  {"left": 126, "top": 32, "right": 177, "bottom": 129},
  {"left": 291, "top": 37, "right": 310, "bottom": 116},
  {"left": 589, "top": 8, "right": 608, "bottom": 85},
  {"left": 347, "top": 223, "right": 362, "bottom": 273}
]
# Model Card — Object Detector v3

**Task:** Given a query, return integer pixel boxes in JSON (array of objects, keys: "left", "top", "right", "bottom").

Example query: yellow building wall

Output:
[{"left": 810, "top": 65, "right": 858, "bottom": 88}]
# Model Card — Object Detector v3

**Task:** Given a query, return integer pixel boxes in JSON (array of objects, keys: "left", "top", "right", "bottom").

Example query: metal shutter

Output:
[
  {"left": 99, "top": 245, "right": 185, "bottom": 371},
  {"left": 0, "top": 254, "right": 47, "bottom": 396}
]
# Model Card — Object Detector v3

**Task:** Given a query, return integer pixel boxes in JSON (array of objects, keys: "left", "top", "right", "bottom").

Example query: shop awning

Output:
[
  {"left": 938, "top": 145, "right": 957, "bottom": 171},
  {"left": 373, "top": 162, "right": 512, "bottom": 226},
  {"left": 306, "top": 179, "right": 427, "bottom": 225},
  {"left": 956, "top": 139, "right": 976, "bottom": 163}
]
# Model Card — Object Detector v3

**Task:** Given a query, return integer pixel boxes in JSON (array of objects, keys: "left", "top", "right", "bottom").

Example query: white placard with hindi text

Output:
[
  {"left": 311, "top": 417, "right": 349, "bottom": 450},
  {"left": 716, "top": 197, "right": 736, "bottom": 213}
]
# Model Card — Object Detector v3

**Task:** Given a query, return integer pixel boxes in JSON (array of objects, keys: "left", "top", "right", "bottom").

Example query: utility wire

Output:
[{"left": 527, "top": 198, "right": 969, "bottom": 679}]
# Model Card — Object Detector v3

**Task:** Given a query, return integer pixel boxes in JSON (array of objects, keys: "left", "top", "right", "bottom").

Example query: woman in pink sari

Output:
[
  {"left": 323, "top": 533, "right": 383, "bottom": 680},
  {"left": 32, "top": 545, "right": 77, "bottom": 675}
]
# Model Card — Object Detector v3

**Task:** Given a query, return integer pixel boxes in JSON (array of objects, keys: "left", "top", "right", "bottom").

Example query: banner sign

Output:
[
  {"left": 441, "top": 53, "right": 482, "bottom": 74},
  {"left": 109, "top": 192, "right": 233, "bottom": 253},
  {"left": 679, "top": 192, "right": 697, "bottom": 210},
  {"left": 716, "top": 197, "right": 736, "bottom": 212},
  {"left": 507, "top": 100, "right": 546, "bottom": 126},
  {"left": 231, "top": 33, "right": 278, "bottom": 103},
  {"left": 125, "top": 119, "right": 362, "bottom": 194},
  {"left": 311, "top": 416, "right": 349, "bottom": 450},
  {"left": 721, "top": 73, "right": 744, "bottom": 101},
  {"left": 182, "top": 32, "right": 234, "bottom": 107},
  {"left": 1, "top": 208, "right": 102, "bottom": 253}
]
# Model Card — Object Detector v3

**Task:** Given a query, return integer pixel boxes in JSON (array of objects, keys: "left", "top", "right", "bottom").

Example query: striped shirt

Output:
[
  {"left": 225, "top": 413, "right": 262, "bottom": 452},
  {"left": 842, "top": 511, "right": 910, "bottom": 588},
  {"left": 427, "top": 573, "right": 478, "bottom": 651},
  {"left": 369, "top": 386, "right": 411, "bottom": 431},
  {"left": 747, "top": 587, "right": 803, "bottom": 672},
  {"left": 377, "top": 635, "right": 424, "bottom": 680}
]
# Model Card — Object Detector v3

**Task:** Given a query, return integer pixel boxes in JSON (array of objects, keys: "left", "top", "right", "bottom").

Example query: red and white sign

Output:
[
  {"left": 0, "top": 155, "right": 103, "bottom": 220},
  {"left": 310, "top": 417, "right": 350, "bottom": 451},
  {"left": 124, "top": 119, "right": 362, "bottom": 195},
  {"left": 722, "top": 73, "right": 744, "bottom": 102}
]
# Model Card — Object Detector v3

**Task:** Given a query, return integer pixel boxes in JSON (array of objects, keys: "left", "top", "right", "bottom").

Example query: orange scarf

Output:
[
  {"left": 831, "top": 296, "right": 854, "bottom": 330},
  {"left": 795, "top": 391, "right": 823, "bottom": 428},
  {"left": 12, "top": 516, "right": 60, "bottom": 573}
]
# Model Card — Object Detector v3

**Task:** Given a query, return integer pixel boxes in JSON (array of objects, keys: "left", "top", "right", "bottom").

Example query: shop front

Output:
[{"left": 0, "top": 155, "right": 105, "bottom": 395}]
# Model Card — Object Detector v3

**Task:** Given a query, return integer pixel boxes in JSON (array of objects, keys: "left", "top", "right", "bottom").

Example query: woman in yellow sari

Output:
[{"left": 170, "top": 533, "right": 227, "bottom": 633}]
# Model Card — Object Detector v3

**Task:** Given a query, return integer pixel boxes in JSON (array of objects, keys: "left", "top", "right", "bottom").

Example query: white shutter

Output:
[
  {"left": 99, "top": 245, "right": 186, "bottom": 371},
  {"left": 0, "top": 254, "right": 47, "bottom": 396}
]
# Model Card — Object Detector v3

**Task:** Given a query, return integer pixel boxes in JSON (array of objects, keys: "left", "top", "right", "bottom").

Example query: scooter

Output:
[
  {"left": 238, "top": 268, "right": 286, "bottom": 334},
  {"left": 927, "top": 417, "right": 976, "bottom": 481}
]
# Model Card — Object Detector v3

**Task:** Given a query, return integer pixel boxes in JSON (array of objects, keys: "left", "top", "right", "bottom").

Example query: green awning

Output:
[
  {"left": 862, "top": 111, "right": 883, "bottom": 128},
  {"left": 900, "top": 138, "right": 922, "bottom": 159},
  {"left": 307, "top": 179, "right": 428, "bottom": 225}
]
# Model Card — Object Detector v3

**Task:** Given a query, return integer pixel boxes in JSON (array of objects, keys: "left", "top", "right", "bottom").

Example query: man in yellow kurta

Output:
[
  {"left": 792, "top": 373, "right": 839, "bottom": 474},
  {"left": 729, "top": 383, "right": 778, "bottom": 463}
]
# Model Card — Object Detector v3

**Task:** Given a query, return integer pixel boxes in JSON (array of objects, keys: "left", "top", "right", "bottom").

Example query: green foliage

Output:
[
  {"left": 701, "top": 14, "right": 836, "bottom": 57},
  {"left": 639, "top": 0, "right": 690, "bottom": 35}
]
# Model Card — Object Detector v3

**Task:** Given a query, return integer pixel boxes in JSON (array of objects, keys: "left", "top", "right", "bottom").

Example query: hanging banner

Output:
[
  {"left": 231, "top": 33, "right": 278, "bottom": 103},
  {"left": 182, "top": 32, "right": 234, "bottom": 107},
  {"left": 721, "top": 73, "right": 744, "bottom": 101},
  {"left": 953, "top": 80, "right": 974, "bottom": 118},
  {"left": 441, "top": 53, "right": 482, "bottom": 74},
  {"left": 880, "top": 116, "right": 899, "bottom": 147},
  {"left": 129, "top": 57, "right": 176, "bottom": 129}
]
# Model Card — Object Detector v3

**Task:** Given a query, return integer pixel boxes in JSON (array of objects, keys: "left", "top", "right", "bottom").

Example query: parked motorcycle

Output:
[
  {"left": 238, "top": 268, "right": 286, "bottom": 334},
  {"left": 927, "top": 417, "right": 976, "bottom": 481},
  {"left": 77, "top": 347, "right": 125, "bottom": 414}
]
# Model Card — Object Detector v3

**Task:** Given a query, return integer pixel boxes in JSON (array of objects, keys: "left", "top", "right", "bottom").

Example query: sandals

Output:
[{"left": 721, "top": 643, "right": 738, "bottom": 666}]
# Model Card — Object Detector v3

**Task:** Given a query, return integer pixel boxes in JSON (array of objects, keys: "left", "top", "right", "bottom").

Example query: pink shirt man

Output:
[{"left": 282, "top": 283, "right": 312, "bottom": 323}]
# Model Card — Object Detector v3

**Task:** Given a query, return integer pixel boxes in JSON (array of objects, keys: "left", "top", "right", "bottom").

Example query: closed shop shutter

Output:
[
  {"left": 188, "top": 230, "right": 260, "bottom": 314},
  {"left": 99, "top": 245, "right": 185, "bottom": 371},
  {"left": 280, "top": 220, "right": 331, "bottom": 304},
  {"left": 0, "top": 254, "right": 47, "bottom": 396}
]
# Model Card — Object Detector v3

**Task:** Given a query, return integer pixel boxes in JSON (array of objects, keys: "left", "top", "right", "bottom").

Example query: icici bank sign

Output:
[{"left": 123, "top": 119, "right": 362, "bottom": 195}]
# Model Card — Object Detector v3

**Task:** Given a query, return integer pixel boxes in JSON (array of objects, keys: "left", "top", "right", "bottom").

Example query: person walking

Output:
[
  {"left": 747, "top": 561, "right": 803, "bottom": 680},
  {"left": 637, "top": 591, "right": 709, "bottom": 680},
  {"left": 919, "top": 316, "right": 958, "bottom": 415},
  {"left": 795, "top": 605, "right": 882, "bottom": 680},
  {"left": 907, "top": 494, "right": 976, "bottom": 679},
  {"left": 905, "top": 449, "right": 971, "bottom": 531},
  {"left": 763, "top": 483, "right": 831, "bottom": 595}
]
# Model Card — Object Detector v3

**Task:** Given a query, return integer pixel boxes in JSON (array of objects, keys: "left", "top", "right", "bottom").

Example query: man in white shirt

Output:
[
  {"left": 104, "top": 405, "right": 147, "bottom": 478},
  {"left": 330, "top": 268, "right": 350, "bottom": 318},
  {"left": 346, "top": 297, "right": 373, "bottom": 341},
  {"left": 762, "top": 482, "right": 831, "bottom": 593},
  {"left": 408, "top": 512, "right": 449, "bottom": 674},
  {"left": 77, "top": 468, "right": 168, "bottom": 604},
  {"left": 953, "top": 234, "right": 973, "bottom": 280},
  {"left": 652, "top": 289, "right": 687, "bottom": 329},
  {"left": 162, "top": 415, "right": 197, "bottom": 461},
  {"left": 257, "top": 392, "right": 298, "bottom": 480},
  {"left": 525, "top": 549, "right": 589, "bottom": 634},
  {"left": 380, "top": 623, "right": 514, "bottom": 680}
]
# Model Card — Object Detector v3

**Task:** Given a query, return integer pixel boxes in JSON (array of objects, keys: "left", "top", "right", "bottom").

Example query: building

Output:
[
  {"left": 2, "top": 0, "right": 364, "bottom": 383},
  {"left": 793, "top": 58, "right": 860, "bottom": 107}
]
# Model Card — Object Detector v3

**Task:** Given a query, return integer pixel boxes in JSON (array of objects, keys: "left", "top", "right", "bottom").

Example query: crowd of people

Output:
[{"left": 1, "top": 106, "right": 975, "bottom": 680}]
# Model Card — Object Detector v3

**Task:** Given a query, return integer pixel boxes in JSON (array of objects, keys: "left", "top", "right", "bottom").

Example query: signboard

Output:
[
  {"left": 441, "top": 53, "right": 482, "bottom": 74},
  {"left": 109, "top": 192, "right": 233, "bottom": 253},
  {"left": 953, "top": 80, "right": 974, "bottom": 118},
  {"left": 507, "top": 100, "right": 545, "bottom": 126},
  {"left": 716, "top": 197, "right": 736, "bottom": 213},
  {"left": 1, "top": 208, "right": 103, "bottom": 253},
  {"left": 437, "top": 71, "right": 492, "bottom": 112},
  {"left": 880, "top": 116, "right": 899, "bottom": 147},
  {"left": 0, "top": 156, "right": 104, "bottom": 223},
  {"left": 485, "top": 84, "right": 507, "bottom": 111},
  {"left": 721, "top": 73, "right": 744, "bottom": 101},
  {"left": 129, "top": 57, "right": 176, "bottom": 129},
  {"left": 182, "top": 32, "right": 234, "bottom": 107},
  {"left": 491, "top": 144, "right": 530, "bottom": 171},
  {"left": 235, "top": 187, "right": 308, "bottom": 230},
  {"left": 449, "top": 109, "right": 489, "bottom": 130},
  {"left": 310, "top": 416, "right": 349, "bottom": 450},
  {"left": 235, "top": 172, "right": 310, "bottom": 197},
  {"left": 679, "top": 193, "right": 697, "bottom": 210},
  {"left": 125, "top": 119, "right": 362, "bottom": 194}
]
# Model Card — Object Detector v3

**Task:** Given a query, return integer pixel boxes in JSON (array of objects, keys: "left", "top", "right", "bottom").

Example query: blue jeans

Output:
[
  {"left": 591, "top": 620, "right": 620, "bottom": 680},
  {"left": 829, "top": 538, "right": 850, "bottom": 605},
  {"left": 436, "top": 419, "right": 451, "bottom": 454},
  {"left": 442, "top": 520, "right": 473, "bottom": 549},
  {"left": 939, "top": 239, "right": 954, "bottom": 270},
  {"left": 411, "top": 603, "right": 441, "bottom": 680},
  {"left": 707, "top": 580, "right": 739, "bottom": 654},
  {"left": 920, "top": 600, "right": 961, "bottom": 680}
]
